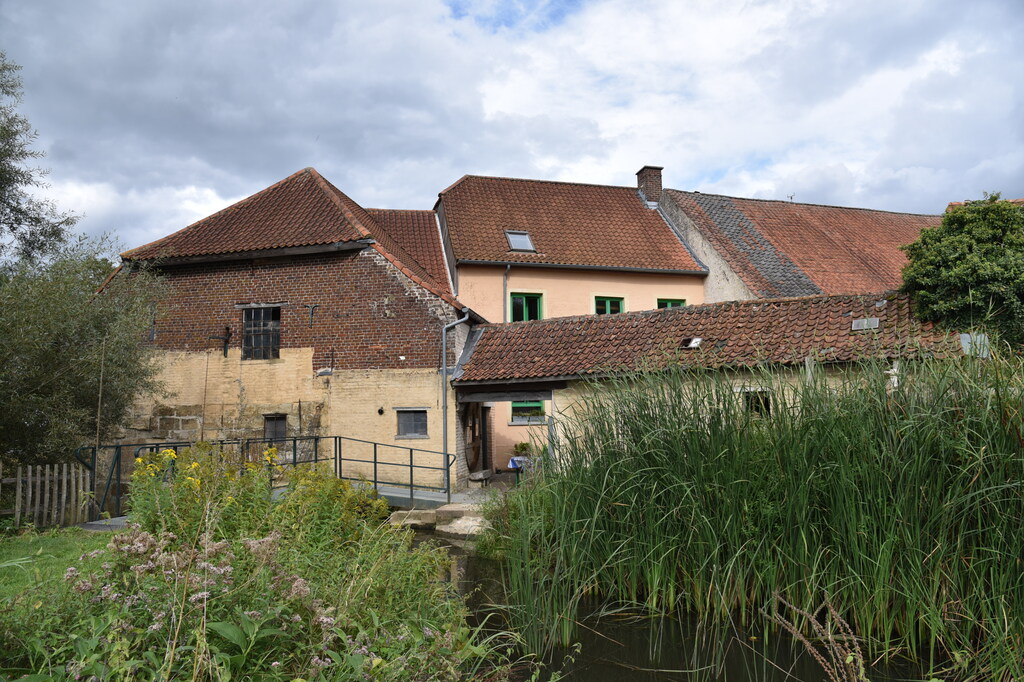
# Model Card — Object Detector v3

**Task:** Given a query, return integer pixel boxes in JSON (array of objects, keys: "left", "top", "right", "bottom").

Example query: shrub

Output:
[{"left": 0, "top": 445, "right": 519, "bottom": 679}]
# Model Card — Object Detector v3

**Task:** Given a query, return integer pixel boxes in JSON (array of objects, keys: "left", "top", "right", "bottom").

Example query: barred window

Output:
[
  {"left": 396, "top": 409, "right": 429, "bottom": 438},
  {"left": 242, "top": 307, "right": 281, "bottom": 360}
]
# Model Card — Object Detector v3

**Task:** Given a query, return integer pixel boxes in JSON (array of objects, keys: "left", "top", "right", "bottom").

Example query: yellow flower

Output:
[
  {"left": 135, "top": 457, "right": 143, "bottom": 464},
  {"left": 189, "top": 461, "right": 199, "bottom": 470}
]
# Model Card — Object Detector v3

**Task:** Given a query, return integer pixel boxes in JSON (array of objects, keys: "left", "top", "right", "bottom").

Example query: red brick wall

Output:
[{"left": 152, "top": 249, "right": 457, "bottom": 370}]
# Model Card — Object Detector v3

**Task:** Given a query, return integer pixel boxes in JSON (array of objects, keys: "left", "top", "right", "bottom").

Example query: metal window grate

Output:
[
  {"left": 397, "top": 410, "right": 428, "bottom": 437},
  {"left": 243, "top": 307, "right": 281, "bottom": 360}
]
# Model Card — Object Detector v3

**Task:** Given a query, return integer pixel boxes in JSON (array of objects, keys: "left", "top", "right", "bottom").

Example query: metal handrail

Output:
[{"left": 73, "top": 434, "right": 456, "bottom": 519}]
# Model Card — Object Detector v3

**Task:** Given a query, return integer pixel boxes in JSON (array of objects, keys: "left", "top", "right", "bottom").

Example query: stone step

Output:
[
  {"left": 435, "top": 515, "right": 490, "bottom": 541},
  {"left": 434, "top": 503, "right": 481, "bottom": 523},
  {"left": 388, "top": 509, "right": 437, "bottom": 530}
]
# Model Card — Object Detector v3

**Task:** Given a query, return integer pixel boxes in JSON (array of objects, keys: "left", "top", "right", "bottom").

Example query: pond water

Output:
[{"left": 421, "top": 534, "right": 928, "bottom": 681}]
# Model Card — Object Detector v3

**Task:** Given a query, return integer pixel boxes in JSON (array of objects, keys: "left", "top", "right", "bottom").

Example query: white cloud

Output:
[
  {"left": 2, "top": 0, "right": 1021, "bottom": 248},
  {"left": 41, "top": 180, "right": 242, "bottom": 251}
]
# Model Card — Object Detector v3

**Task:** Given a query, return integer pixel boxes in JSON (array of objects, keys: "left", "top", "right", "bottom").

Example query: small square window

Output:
[
  {"left": 264, "top": 414, "right": 287, "bottom": 441},
  {"left": 743, "top": 390, "right": 771, "bottom": 418},
  {"left": 595, "top": 296, "right": 623, "bottom": 315},
  {"left": 396, "top": 409, "right": 429, "bottom": 438},
  {"left": 242, "top": 306, "right": 281, "bottom": 360},
  {"left": 657, "top": 299, "right": 687, "bottom": 309},
  {"left": 505, "top": 231, "right": 536, "bottom": 252},
  {"left": 510, "top": 292, "right": 542, "bottom": 322},
  {"left": 511, "top": 401, "right": 547, "bottom": 424}
]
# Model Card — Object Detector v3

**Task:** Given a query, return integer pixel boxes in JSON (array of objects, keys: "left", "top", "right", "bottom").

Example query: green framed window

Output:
[
  {"left": 511, "top": 401, "right": 546, "bottom": 425},
  {"left": 657, "top": 298, "right": 687, "bottom": 309},
  {"left": 510, "top": 293, "right": 542, "bottom": 322},
  {"left": 595, "top": 296, "right": 623, "bottom": 315}
]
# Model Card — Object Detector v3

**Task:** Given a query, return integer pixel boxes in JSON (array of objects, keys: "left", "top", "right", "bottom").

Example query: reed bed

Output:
[{"left": 491, "top": 354, "right": 1024, "bottom": 679}]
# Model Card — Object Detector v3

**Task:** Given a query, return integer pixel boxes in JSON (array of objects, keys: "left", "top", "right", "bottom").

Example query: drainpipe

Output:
[
  {"left": 441, "top": 308, "right": 471, "bottom": 502},
  {"left": 502, "top": 264, "right": 511, "bottom": 321}
]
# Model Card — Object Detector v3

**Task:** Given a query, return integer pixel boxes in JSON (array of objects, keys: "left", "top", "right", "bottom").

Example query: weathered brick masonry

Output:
[{"left": 153, "top": 248, "right": 460, "bottom": 370}]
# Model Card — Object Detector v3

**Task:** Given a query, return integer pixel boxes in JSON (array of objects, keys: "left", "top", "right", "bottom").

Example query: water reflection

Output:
[{"left": 418, "top": 533, "right": 924, "bottom": 681}]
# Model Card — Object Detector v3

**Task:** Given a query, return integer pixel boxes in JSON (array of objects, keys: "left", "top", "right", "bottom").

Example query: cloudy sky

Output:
[{"left": 2, "top": 0, "right": 1022, "bottom": 252}]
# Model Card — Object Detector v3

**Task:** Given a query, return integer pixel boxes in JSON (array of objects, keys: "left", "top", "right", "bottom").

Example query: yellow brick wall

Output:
[{"left": 125, "top": 348, "right": 466, "bottom": 490}]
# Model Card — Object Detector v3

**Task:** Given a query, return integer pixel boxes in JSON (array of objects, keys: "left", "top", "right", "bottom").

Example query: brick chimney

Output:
[{"left": 636, "top": 165, "right": 663, "bottom": 204}]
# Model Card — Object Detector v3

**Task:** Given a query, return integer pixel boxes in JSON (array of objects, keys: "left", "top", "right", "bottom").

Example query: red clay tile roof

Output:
[
  {"left": 439, "top": 175, "right": 706, "bottom": 273},
  {"left": 666, "top": 190, "right": 940, "bottom": 298},
  {"left": 123, "top": 168, "right": 461, "bottom": 307},
  {"left": 366, "top": 208, "right": 451, "bottom": 295},
  {"left": 122, "top": 168, "right": 367, "bottom": 260},
  {"left": 455, "top": 292, "right": 959, "bottom": 384},
  {"left": 946, "top": 198, "right": 1024, "bottom": 211}
]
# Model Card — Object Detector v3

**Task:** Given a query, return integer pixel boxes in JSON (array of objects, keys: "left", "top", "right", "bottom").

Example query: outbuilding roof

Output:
[
  {"left": 454, "top": 292, "right": 960, "bottom": 384},
  {"left": 438, "top": 175, "right": 706, "bottom": 273},
  {"left": 665, "top": 190, "right": 940, "bottom": 298},
  {"left": 123, "top": 168, "right": 461, "bottom": 307}
]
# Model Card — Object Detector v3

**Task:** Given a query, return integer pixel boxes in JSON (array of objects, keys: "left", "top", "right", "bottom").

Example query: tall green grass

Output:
[{"left": 490, "top": 354, "right": 1024, "bottom": 679}]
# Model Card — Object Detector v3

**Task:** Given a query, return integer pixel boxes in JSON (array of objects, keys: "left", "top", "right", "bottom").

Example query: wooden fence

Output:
[{"left": 0, "top": 463, "right": 91, "bottom": 528}]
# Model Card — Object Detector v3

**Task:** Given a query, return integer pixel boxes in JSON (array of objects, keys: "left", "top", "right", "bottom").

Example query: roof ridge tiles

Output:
[
  {"left": 439, "top": 173, "right": 638, "bottom": 195},
  {"left": 665, "top": 188, "right": 940, "bottom": 217}
]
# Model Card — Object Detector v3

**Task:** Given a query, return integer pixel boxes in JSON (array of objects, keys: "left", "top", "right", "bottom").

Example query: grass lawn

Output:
[{"left": 0, "top": 529, "right": 110, "bottom": 596}]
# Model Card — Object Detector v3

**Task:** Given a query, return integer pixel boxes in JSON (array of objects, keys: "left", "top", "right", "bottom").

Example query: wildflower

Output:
[
  {"left": 64, "top": 567, "right": 79, "bottom": 581},
  {"left": 135, "top": 457, "right": 143, "bottom": 464},
  {"left": 287, "top": 577, "right": 310, "bottom": 600},
  {"left": 271, "top": 662, "right": 281, "bottom": 668},
  {"left": 161, "top": 448, "right": 177, "bottom": 460},
  {"left": 189, "top": 591, "right": 210, "bottom": 604},
  {"left": 314, "top": 615, "right": 335, "bottom": 628},
  {"left": 311, "top": 656, "right": 331, "bottom": 668},
  {"left": 244, "top": 610, "right": 262, "bottom": 619}
]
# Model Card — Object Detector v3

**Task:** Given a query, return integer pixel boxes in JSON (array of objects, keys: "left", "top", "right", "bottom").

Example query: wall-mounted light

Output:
[{"left": 377, "top": 407, "right": 385, "bottom": 415}]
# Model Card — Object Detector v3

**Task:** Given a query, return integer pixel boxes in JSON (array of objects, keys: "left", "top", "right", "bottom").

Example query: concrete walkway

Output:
[{"left": 81, "top": 516, "right": 128, "bottom": 531}]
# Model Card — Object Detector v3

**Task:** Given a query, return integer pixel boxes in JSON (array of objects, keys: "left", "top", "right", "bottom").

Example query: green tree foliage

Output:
[
  {"left": 901, "top": 194, "right": 1024, "bottom": 344},
  {"left": 0, "top": 53, "right": 163, "bottom": 464},
  {"left": 0, "top": 243, "right": 163, "bottom": 464},
  {"left": 0, "top": 51, "right": 76, "bottom": 262}
]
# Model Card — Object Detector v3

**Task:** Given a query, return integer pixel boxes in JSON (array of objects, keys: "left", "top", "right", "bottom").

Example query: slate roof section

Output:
[
  {"left": 367, "top": 208, "right": 451, "bottom": 295},
  {"left": 665, "top": 190, "right": 940, "bottom": 298},
  {"left": 439, "top": 175, "right": 706, "bottom": 273},
  {"left": 123, "top": 168, "right": 462, "bottom": 308},
  {"left": 455, "top": 292, "right": 959, "bottom": 383}
]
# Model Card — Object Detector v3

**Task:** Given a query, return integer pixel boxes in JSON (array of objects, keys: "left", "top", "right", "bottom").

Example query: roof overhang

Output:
[
  {"left": 455, "top": 379, "right": 569, "bottom": 403},
  {"left": 455, "top": 260, "right": 707, "bottom": 276},
  {"left": 123, "top": 239, "right": 376, "bottom": 266}
]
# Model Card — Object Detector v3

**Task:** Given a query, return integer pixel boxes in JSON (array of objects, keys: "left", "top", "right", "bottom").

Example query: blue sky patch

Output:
[{"left": 445, "top": 0, "right": 584, "bottom": 32}]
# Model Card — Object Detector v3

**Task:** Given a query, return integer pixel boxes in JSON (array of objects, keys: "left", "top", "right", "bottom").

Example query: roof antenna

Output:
[{"left": 787, "top": 193, "right": 795, "bottom": 202}]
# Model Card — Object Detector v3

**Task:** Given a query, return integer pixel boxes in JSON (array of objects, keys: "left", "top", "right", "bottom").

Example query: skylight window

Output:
[{"left": 505, "top": 231, "right": 536, "bottom": 252}]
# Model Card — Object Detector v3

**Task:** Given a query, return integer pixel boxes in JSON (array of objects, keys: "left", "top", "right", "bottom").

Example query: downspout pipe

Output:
[{"left": 442, "top": 308, "right": 471, "bottom": 501}]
